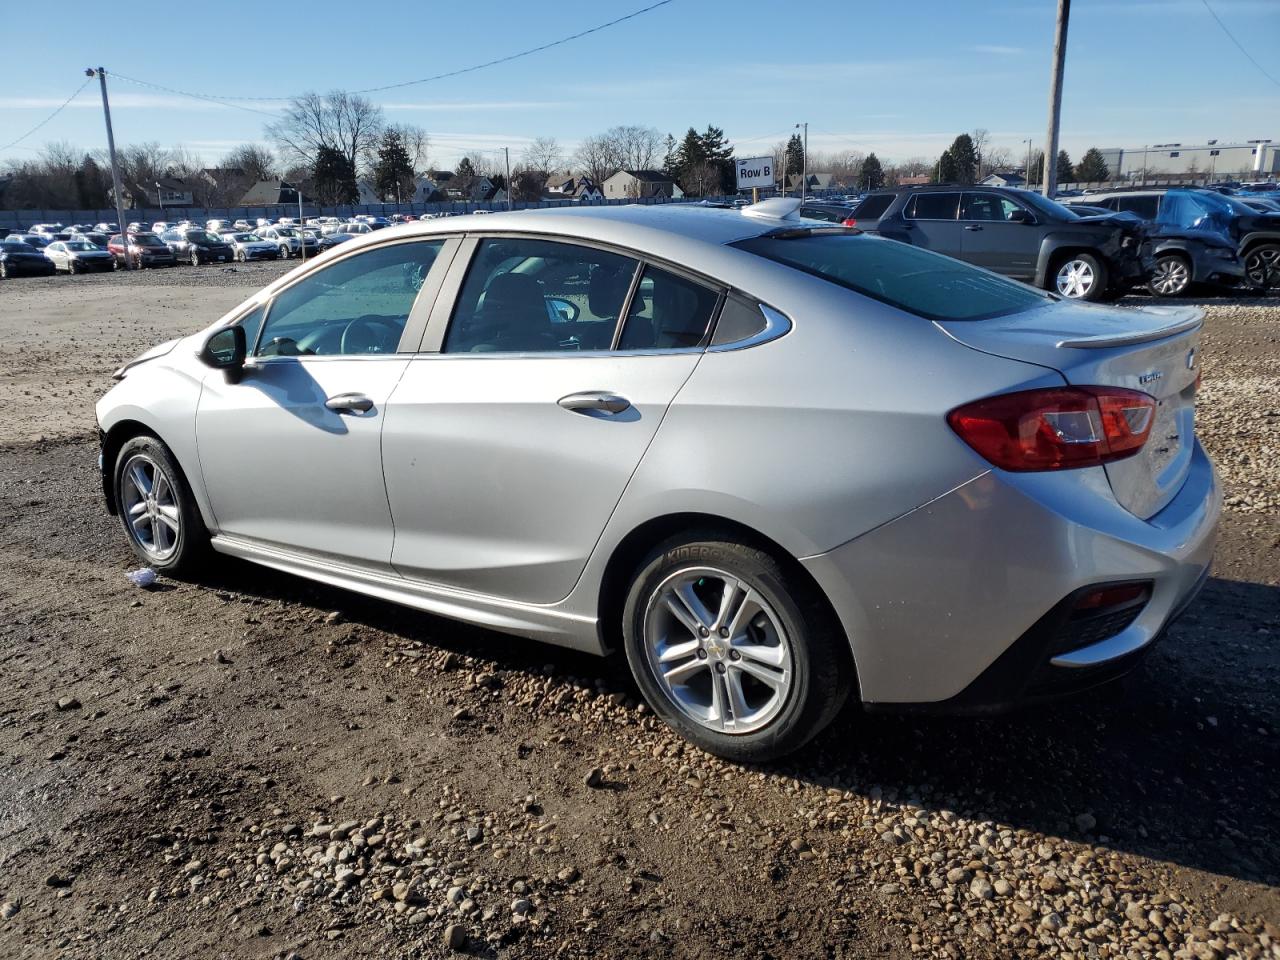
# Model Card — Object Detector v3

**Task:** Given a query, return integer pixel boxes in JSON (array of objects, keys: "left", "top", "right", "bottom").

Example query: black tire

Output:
[
  {"left": 1051, "top": 251, "right": 1108, "bottom": 301},
  {"left": 1, "top": 262, "right": 9, "bottom": 280},
  {"left": 621, "top": 533, "right": 852, "bottom": 763},
  {"left": 1148, "top": 253, "right": 1191, "bottom": 297},
  {"left": 68, "top": 260, "right": 79, "bottom": 275},
  {"left": 236, "top": 249, "right": 246, "bottom": 262},
  {"left": 190, "top": 250, "right": 200, "bottom": 267},
  {"left": 113, "top": 435, "right": 209, "bottom": 576},
  {"left": 1244, "top": 243, "right": 1280, "bottom": 291},
  {"left": 279, "top": 244, "right": 291, "bottom": 259}
]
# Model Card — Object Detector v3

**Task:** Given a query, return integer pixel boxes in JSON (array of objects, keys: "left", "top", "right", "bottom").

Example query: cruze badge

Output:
[{"left": 1138, "top": 370, "right": 1163, "bottom": 385}]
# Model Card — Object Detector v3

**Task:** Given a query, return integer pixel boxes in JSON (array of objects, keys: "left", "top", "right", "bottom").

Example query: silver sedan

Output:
[{"left": 95, "top": 200, "right": 1219, "bottom": 761}]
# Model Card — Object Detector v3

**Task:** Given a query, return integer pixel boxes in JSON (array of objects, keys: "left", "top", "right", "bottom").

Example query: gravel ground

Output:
[{"left": 0, "top": 265, "right": 1277, "bottom": 959}]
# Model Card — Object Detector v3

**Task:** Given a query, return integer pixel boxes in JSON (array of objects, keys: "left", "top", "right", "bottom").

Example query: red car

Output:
[{"left": 107, "top": 232, "right": 179, "bottom": 269}]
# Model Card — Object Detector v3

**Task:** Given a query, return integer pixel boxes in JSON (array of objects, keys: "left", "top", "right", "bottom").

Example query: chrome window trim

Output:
[{"left": 706, "top": 303, "right": 792, "bottom": 353}]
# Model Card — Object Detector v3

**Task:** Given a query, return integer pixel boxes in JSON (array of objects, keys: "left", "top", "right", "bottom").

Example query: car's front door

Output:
[
  {"left": 901, "top": 192, "right": 963, "bottom": 258},
  {"left": 195, "top": 237, "right": 450, "bottom": 570},
  {"left": 959, "top": 192, "right": 1039, "bottom": 279},
  {"left": 382, "top": 236, "right": 722, "bottom": 603}
]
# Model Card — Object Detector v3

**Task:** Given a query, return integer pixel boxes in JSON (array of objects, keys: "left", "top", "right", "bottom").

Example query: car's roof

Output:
[{"left": 376, "top": 203, "right": 786, "bottom": 250}]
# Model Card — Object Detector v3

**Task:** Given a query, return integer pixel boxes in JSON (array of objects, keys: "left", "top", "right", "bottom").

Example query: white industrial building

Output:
[{"left": 1099, "top": 140, "right": 1277, "bottom": 180}]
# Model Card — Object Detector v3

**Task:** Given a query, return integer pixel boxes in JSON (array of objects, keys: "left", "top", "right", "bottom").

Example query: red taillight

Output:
[
  {"left": 947, "top": 386, "right": 1156, "bottom": 471},
  {"left": 842, "top": 217, "right": 857, "bottom": 227}
]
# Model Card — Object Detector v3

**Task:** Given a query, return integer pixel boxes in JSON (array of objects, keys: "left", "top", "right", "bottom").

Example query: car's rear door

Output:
[
  {"left": 381, "top": 235, "right": 721, "bottom": 603},
  {"left": 899, "top": 192, "right": 963, "bottom": 258},
  {"left": 959, "top": 192, "right": 1039, "bottom": 279},
  {"left": 195, "top": 236, "right": 453, "bottom": 571}
]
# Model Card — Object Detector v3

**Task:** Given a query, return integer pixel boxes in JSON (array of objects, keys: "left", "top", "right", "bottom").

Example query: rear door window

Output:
[
  {"left": 732, "top": 232, "right": 1048, "bottom": 321},
  {"left": 905, "top": 193, "right": 960, "bottom": 220},
  {"left": 617, "top": 266, "right": 720, "bottom": 351},
  {"left": 1116, "top": 195, "right": 1160, "bottom": 219}
]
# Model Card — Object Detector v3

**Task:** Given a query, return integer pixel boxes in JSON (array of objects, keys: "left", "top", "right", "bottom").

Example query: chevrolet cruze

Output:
[{"left": 96, "top": 200, "right": 1219, "bottom": 761}]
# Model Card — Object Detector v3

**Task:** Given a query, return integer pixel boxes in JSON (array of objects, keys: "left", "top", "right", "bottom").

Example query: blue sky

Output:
[{"left": 1, "top": 0, "right": 1276, "bottom": 171}]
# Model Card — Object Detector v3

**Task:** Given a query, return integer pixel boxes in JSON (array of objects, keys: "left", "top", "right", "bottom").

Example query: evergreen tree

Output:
[
  {"left": 946, "top": 134, "right": 978, "bottom": 183},
  {"left": 700, "top": 125, "right": 734, "bottom": 196},
  {"left": 861, "top": 153, "right": 884, "bottom": 190},
  {"left": 373, "top": 128, "right": 414, "bottom": 202},
  {"left": 784, "top": 133, "right": 804, "bottom": 178},
  {"left": 313, "top": 145, "right": 357, "bottom": 205},
  {"left": 1056, "top": 150, "right": 1075, "bottom": 185},
  {"left": 1075, "top": 147, "right": 1109, "bottom": 182},
  {"left": 454, "top": 156, "right": 477, "bottom": 180},
  {"left": 935, "top": 149, "right": 958, "bottom": 183},
  {"left": 661, "top": 133, "right": 678, "bottom": 178}
]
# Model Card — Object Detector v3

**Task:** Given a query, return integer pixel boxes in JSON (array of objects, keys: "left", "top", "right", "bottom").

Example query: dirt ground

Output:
[{"left": 0, "top": 265, "right": 1277, "bottom": 959}]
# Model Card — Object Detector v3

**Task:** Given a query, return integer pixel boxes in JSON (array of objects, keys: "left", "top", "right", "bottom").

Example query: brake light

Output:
[
  {"left": 947, "top": 386, "right": 1156, "bottom": 471},
  {"left": 842, "top": 217, "right": 857, "bottom": 227}
]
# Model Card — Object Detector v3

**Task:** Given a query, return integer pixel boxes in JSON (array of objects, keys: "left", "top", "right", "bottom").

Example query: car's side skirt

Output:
[{"left": 210, "top": 535, "right": 604, "bottom": 654}]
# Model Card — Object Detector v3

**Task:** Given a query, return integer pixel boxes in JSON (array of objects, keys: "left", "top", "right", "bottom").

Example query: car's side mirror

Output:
[
  {"left": 199, "top": 325, "right": 246, "bottom": 381},
  {"left": 1007, "top": 208, "right": 1033, "bottom": 224}
]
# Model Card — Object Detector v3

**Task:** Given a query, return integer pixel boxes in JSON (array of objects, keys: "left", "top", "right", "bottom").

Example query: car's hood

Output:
[{"left": 111, "top": 337, "right": 183, "bottom": 379}]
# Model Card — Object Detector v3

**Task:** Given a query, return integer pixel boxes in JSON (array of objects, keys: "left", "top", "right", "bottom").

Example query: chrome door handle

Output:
[
  {"left": 325, "top": 393, "right": 374, "bottom": 414},
  {"left": 964, "top": 225, "right": 984, "bottom": 231},
  {"left": 557, "top": 391, "right": 631, "bottom": 415}
]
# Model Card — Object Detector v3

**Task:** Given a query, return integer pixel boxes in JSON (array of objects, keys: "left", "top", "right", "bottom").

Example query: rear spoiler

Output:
[{"left": 1055, "top": 309, "right": 1202, "bottom": 349}]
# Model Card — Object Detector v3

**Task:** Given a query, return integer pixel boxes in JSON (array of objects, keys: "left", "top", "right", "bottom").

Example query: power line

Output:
[
  {"left": 1200, "top": 0, "right": 1280, "bottom": 89},
  {"left": 111, "top": 1, "right": 676, "bottom": 109},
  {"left": 1, "top": 78, "right": 92, "bottom": 151}
]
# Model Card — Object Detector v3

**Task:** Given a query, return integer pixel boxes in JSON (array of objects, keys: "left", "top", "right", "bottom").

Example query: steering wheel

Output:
[{"left": 340, "top": 316, "right": 396, "bottom": 354}]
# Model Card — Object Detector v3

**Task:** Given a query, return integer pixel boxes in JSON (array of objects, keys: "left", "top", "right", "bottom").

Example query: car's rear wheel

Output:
[
  {"left": 1244, "top": 243, "right": 1280, "bottom": 290},
  {"left": 621, "top": 534, "right": 851, "bottom": 762},
  {"left": 1149, "top": 253, "right": 1191, "bottom": 297},
  {"left": 1053, "top": 252, "right": 1107, "bottom": 301},
  {"left": 113, "top": 435, "right": 208, "bottom": 575}
]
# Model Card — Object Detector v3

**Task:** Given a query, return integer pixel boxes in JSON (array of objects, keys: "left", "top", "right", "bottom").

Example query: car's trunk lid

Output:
[{"left": 937, "top": 301, "right": 1202, "bottom": 519}]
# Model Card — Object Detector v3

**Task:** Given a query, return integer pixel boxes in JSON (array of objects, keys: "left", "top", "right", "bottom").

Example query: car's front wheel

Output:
[
  {"left": 190, "top": 250, "right": 200, "bottom": 267},
  {"left": 113, "top": 435, "right": 208, "bottom": 575},
  {"left": 621, "top": 534, "right": 851, "bottom": 762},
  {"left": 1149, "top": 253, "right": 1191, "bottom": 297},
  {"left": 1244, "top": 243, "right": 1280, "bottom": 291},
  {"left": 1053, "top": 252, "right": 1107, "bottom": 301},
  {"left": 279, "top": 245, "right": 291, "bottom": 259}
]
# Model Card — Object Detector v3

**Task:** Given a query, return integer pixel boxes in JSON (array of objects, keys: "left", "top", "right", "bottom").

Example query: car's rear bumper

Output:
[
  {"left": 802, "top": 439, "right": 1220, "bottom": 707},
  {"left": 2, "top": 261, "right": 56, "bottom": 276}
]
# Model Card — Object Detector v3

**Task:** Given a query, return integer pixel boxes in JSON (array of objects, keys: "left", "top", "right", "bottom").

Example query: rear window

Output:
[
  {"left": 850, "top": 193, "right": 894, "bottom": 220},
  {"left": 732, "top": 233, "right": 1049, "bottom": 321}
]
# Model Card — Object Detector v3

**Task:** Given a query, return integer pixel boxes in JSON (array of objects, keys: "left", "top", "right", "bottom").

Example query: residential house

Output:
[
  {"left": 787, "top": 172, "right": 835, "bottom": 193},
  {"left": 238, "top": 179, "right": 308, "bottom": 207},
  {"left": 198, "top": 167, "right": 249, "bottom": 205},
  {"left": 111, "top": 177, "right": 195, "bottom": 209},
  {"left": 602, "top": 169, "right": 678, "bottom": 200},
  {"left": 443, "top": 176, "right": 496, "bottom": 202},
  {"left": 979, "top": 171, "right": 1026, "bottom": 188}
]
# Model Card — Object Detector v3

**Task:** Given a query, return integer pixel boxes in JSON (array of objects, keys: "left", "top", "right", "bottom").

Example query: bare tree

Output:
[
  {"left": 970, "top": 128, "right": 991, "bottom": 179},
  {"left": 223, "top": 143, "right": 279, "bottom": 183},
  {"left": 266, "top": 90, "right": 385, "bottom": 177},
  {"left": 394, "top": 124, "right": 430, "bottom": 173},
  {"left": 984, "top": 146, "right": 1013, "bottom": 173},
  {"left": 605, "top": 125, "right": 662, "bottom": 171},
  {"left": 573, "top": 134, "right": 619, "bottom": 186},
  {"left": 521, "top": 136, "right": 563, "bottom": 174}
]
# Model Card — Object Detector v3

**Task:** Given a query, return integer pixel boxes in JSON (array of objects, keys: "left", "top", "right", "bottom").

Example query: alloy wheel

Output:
[
  {"left": 1245, "top": 246, "right": 1279, "bottom": 289},
  {"left": 1055, "top": 259, "right": 1096, "bottom": 298},
  {"left": 642, "top": 567, "right": 793, "bottom": 735},
  {"left": 119, "top": 453, "right": 181, "bottom": 562},
  {"left": 1150, "top": 257, "right": 1190, "bottom": 296}
]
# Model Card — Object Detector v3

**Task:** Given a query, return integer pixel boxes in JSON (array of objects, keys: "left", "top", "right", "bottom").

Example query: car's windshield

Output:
[
  {"left": 275, "top": 227, "right": 297, "bottom": 237},
  {"left": 65, "top": 240, "right": 98, "bottom": 251},
  {"left": 1021, "top": 191, "right": 1079, "bottom": 220},
  {"left": 186, "top": 231, "right": 222, "bottom": 243},
  {"left": 231, "top": 233, "right": 260, "bottom": 242},
  {"left": 733, "top": 231, "right": 1050, "bottom": 321},
  {"left": 134, "top": 235, "right": 166, "bottom": 248}
]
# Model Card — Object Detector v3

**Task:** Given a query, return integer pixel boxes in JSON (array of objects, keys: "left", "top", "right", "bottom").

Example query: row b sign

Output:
[{"left": 735, "top": 156, "right": 774, "bottom": 191}]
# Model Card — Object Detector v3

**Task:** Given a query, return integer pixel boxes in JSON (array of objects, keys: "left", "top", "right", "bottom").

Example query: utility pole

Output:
[
  {"left": 298, "top": 186, "right": 306, "bottom": 262},
  {"left": 87, "top": 67, "right": 131, "bottom": 268},
  {"left": 504, "top": 147, "right": 512, "bottom": 211},
  {"left": 796, "top": 122, "right": 808, "bottom": 203},
  {"left": 1024, "top": 138, "right": 1033, "bottom": 189},
  {"left": 1042, "top": 0, "right": 1070, "bottom": 198}
]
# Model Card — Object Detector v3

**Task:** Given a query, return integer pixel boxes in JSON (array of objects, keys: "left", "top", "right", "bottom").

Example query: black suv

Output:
[
  {"left": 1064, "top": 188, "right": 1280, "bottom": 291},
  {"left": 855, "top": 185, "right": 1146, "bottom": 301},
  {"left": 161, "top": 229, "right": 235, "bottom": 266}
]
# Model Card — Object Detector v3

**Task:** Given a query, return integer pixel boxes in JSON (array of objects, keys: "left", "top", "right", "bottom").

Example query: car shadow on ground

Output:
[{"left": 189, "top": 556, "right": 1279, "bottom": 890}]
